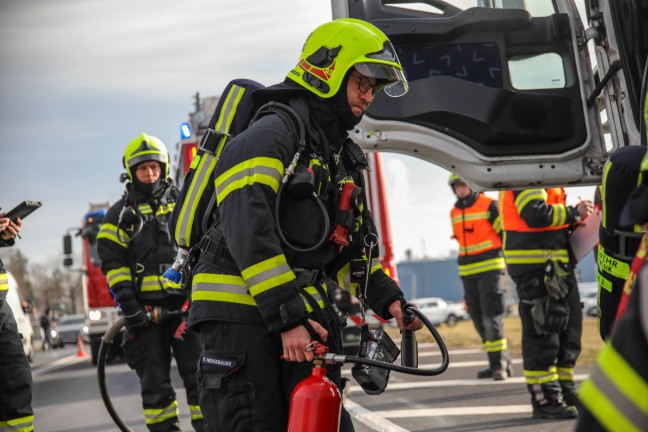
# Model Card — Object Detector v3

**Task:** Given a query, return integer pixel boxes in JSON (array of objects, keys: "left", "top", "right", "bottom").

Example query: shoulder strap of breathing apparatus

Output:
[{"left": 165, "top": 82, "right": 308, "bottom": 285}]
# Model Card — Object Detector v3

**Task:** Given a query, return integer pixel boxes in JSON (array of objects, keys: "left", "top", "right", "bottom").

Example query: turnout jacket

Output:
[
  {"left": 450, "top": 192, "right": 505, "bottom": 278},
  {"left": 97, "top": 186, "right": 185, "bottom": 310},
  {"left": 0, "top": 237, "right": 14, "bottom": 302},
  {"left": 499, "top": 188, "right": 579, "bottom": 277},
  {"left": 188, "top": 96, "right": 403, "bottom": 333}
]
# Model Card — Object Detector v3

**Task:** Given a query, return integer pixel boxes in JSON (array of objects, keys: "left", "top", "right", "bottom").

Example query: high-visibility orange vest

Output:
[
  {"left": 500, "top": 188, "right": 569, "bottom": 232},
  {"left": 451, "top": 193, "right": 501, "bottom": 256}
]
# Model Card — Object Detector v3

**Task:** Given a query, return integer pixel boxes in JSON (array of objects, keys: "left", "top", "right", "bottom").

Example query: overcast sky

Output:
[{"left": 0, "top": 0, "right": 595, "bottom": 269}]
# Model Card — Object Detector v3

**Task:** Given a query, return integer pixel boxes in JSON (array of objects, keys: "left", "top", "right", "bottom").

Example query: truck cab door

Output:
[{"left": 331, "top": 0, "right": 628, "bottom": 190}]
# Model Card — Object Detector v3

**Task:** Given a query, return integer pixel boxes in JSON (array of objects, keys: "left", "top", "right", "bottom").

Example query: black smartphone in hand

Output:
[{"left": 4, "top": 201, "right": 42, "bottom": 221}]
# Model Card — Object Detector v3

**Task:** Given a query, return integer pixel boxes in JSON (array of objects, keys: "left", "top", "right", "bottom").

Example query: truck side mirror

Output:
[
  {"left": 63, "top": 256, "right": 73, "bottom": 268},
  {"left": 63, "top": 234, "right": 72, "bottom": 255}
]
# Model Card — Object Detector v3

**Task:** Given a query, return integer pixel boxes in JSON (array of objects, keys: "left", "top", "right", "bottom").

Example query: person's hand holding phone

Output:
[{"left": 0, "top": 213, "right": 22, "bottom": 241}]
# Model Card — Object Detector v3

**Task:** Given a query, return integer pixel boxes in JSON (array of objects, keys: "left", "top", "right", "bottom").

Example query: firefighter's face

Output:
[
  {"left": 135, "top": 161, "right": 162, "bottom": 184},
  {"left": 347, "top": 70, "right": 376, "bottom": 117},
  {"left": 453, "top": 181, "right": 472, "bottom": 198}
]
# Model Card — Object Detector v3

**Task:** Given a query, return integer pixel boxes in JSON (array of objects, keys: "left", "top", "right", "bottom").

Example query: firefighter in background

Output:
[
  {"left": 500, "top": 188, "right": 594, "bottom": 419},
  {"left": 595, "top": 145, "right": 647, "bottom": 340},
  {"left": 449, "top": 174, "right": 511, "bottom": 380},
  {"left": 97, "top": 134, "right": 203, "bottom": 432},
  {"left": 0, "top": 215, "right": 34, "bottom": 432},
  {"left": 186, "top": 19, "right": 422, "bottom": 431}
]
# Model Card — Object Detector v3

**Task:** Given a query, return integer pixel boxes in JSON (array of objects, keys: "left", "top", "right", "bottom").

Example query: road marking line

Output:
[
  {"left": 32, "top": 354, "right": 88, "bottom": 377},
  {"left": 374, "top": 405, "right": 533, "bottom": 418},
  {"left": 344, "top": 374, "right": 589, "bottom": 394},
  {"left": 345, "top": 399, "right": 409, "bottom": 432}
]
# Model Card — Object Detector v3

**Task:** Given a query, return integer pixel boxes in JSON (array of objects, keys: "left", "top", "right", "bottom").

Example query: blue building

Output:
[{"left": 395, "top": 250, "right": 597, "bottom": 301}]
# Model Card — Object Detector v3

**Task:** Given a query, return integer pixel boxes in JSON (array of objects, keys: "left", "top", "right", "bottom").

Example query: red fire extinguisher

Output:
[{"left": 287, "top": 343, "right": 341, "bottom": 432}]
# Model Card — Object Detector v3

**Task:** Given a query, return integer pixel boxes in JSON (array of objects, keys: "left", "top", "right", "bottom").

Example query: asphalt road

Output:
[{"left": 30, "top": 340, "right": 588, "bottom": 431}]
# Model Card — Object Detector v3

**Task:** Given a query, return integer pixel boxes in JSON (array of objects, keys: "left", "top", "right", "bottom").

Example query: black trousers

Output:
[
  {"left": 0, "top": 300, "right": 33, "bottom": 429},
  {"left": 123, "top": 316, "right": 203, "bottom": 431},
  {"left": 197, "top": 320, "right": 354, "bottom": 432},
  {"left": 514, "top": 270, "right": 582, "bottom": 404},
  {"left": 462, "top": 272, "right": 507, "bottom": 367}
]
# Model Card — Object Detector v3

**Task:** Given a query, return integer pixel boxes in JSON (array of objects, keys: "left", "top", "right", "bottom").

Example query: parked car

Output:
[
  {"left": 5, "top": 271, "right": 35, "bottom": 362},
  {"left": 581, "top": 290, "right": 600, "bottom": 318},
  {"left": 410, "top": 297, "right": 469, "bottom": 327},
  {"left": 52, "top": 314, "right": 89, "bottom": 347}
]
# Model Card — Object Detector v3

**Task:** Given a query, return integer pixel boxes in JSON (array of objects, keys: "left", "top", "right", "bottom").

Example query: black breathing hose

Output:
[
  {"left": 97, "top": 317, "right": 131, "bottom": 432},
  {"left": 97, "top": 308, "right": 182, "bottom": 432},
  {"left": 326, "top": 303, "right": 450, "bottom": 376}
]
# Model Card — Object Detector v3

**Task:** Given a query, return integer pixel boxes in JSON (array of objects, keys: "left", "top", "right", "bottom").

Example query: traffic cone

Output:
[{"left": 76, "top": 335, "right": 88, "bottom": 358}]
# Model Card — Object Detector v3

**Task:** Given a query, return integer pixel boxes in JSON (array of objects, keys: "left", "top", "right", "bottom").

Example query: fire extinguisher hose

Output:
[{"left": 325, "top": 304, "right": 450, "bottom": 376}]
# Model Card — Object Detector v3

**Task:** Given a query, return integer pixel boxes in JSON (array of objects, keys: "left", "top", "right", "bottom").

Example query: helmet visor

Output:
[{"left": 354, "top": 62, "right": 409, "bottom": 97}]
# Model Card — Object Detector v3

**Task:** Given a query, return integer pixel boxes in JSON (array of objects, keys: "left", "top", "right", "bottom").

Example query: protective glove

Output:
[
  {"left": 544, "top": 297, "right": 570, "bottom": 333},
  {"left": 544, "top": 259, "right": 571, "bottom": 300},
  {"left": 120, "top": 298, "right": 148, "bottom": 329}
]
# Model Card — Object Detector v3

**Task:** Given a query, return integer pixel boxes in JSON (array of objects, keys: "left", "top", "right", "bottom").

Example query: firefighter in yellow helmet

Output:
[
  {"left": 186, "top": 19, "right": 419, "bottom": 431},
  {"left": 98, "top": 133, "right": 204, "bottom": 431},
  {"left": 449, "top": 174, "right": 511, "bottom": 380}
]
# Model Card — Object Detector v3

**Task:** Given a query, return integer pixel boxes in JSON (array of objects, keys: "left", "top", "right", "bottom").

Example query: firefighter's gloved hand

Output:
[
  {"left": 543, "top": 297, "right": 570, "bottom": 333},
  {"left": 544, "top": 260, "right": 571, "bottom": 300},
  {"left": 121, "top": 299, "right": 148, "bottom": 329}
]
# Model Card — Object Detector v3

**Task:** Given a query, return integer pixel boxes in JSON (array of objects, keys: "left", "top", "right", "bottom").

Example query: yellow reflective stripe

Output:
[
  {"left": 492, "top": 216, "right": 501, "bottom": 234},
  {"left": 579, "top": 345, "right": 648, "bottom": 432},
  {"left": 140, "top": 275, "right": 182, "bottom": 292},
  {"left": 597, "top": 272, "right": 613, "bottom": 293},
  {"left": 601, "top": 158, "right": 613, "bottom": 227},
  {"left": 215, "top": 157, "right": 284, "bottom": 205},
  {"left": 106, "top": 267, "right": 132, "bottom": 287},
  {"left": 557, "top": 366, "right": 574, "bottom": 382},
  {"left": 515, "top": 189, "right": 546, "bottom": 212},
  {"left": 459, "top": 240, "right": 494, "bottom": 254},
  {"left": 483, "top": 338, "right": 507, "bottom": 352},
  {"left": 504, "top": 249, "right": 569, "bottom": 264},
  {"left": 191, "top": 273, "right": 256, "bottom": 305},
  {"left": 214, "top": 84, "right": 247, "bottom": 157},
  {"left": 598, "top": 247, "right": 631, "bottom": 279},
  {"left": 0, "top": 272, "right": 8, "bottom": 291},
  {"left": 370, "top": 258, "right": 382, "bottom": 275},
  {"left": 189, "top": 153, "right": 202, "bottom": 170},
  {"left": 524, "top": 367, "right": 558, "bottom": 384},
  {"left": 242, "top": 255, "right": 295, "bottom": 296},
  {"left": 97, "top": 223, "right": 129, "bottom": 247},
  {"left": 138, "top": 203, "right": 153, "bottom": 215},
  {"left": 301, "top": 285, "right": 326, "bottom": 312},
  {"left": 641, "top": 148, "right": 648, "bottom": 172},
  {"left": 550, "top": 203, "right": 567, "bottom": 226},
  {"left": 0, "top": 415, "right": 34, "bottom": 432},
  {"left": 156, "top": 202, "right": 174, "bottom": 216},
  {"left": 458, "top": 257, "right": 506, "bottom": 277},
  {"left": 336, "top": 264, "right": 359, "bottom": 297},
  {"left": 189, "top": 404, "right": 203, "bottom": 421},
  {"left": 144, "top": 400, "right": 178, "bottom": 425},
  {"left": 175, "top": 153, "right": 218, "bottom": 246},
  {"left": 451, "top": 212, "right": 490, "bottom": 224}
]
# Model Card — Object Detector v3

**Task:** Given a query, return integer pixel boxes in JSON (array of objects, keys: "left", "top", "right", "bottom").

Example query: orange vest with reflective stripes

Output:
[
  {"left": 451, "top": 194, "right": 501, "bottom": 256},
  {"left": 500, "top": 188, "right": 569, "bottom": 232}
]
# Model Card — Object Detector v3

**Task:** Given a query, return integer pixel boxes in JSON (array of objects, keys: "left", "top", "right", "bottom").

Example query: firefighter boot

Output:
[
  {"left": 486, "top": 351, "right": 507, "bottom": 381},
  {"left": 560, "top": 380, "right": 579, "bottom": 408},
  {"left": 529, "top": 381, "right": 578, "bottom": 419}
]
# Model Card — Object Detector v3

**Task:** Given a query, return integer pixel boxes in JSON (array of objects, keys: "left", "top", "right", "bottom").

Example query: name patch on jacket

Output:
[{"left": 200, "top": 353, "right": 241, "bottom": 373}]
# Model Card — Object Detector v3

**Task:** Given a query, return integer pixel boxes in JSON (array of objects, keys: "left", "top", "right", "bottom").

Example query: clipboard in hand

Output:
[{"left": 569, "top": 208, "right": 602, "bottom": 263}]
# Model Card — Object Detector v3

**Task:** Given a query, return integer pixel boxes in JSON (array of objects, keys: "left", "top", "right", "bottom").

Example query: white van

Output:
[{"left": 5, "top": 271, "right": 35, "bottom": 362}]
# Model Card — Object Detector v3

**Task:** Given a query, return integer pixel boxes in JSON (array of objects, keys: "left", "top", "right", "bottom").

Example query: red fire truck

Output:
[{"left": 64, "top": 203, "right": 123, "bottom": 365}]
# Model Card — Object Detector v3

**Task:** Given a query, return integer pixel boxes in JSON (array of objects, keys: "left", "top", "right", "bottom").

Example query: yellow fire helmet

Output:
[
  {"left": 122, "top": 133, "right": 169, "bottom": 181},
  {"left": 287, "top": 18, "right": 408, "bottom": 99},
  {"left": 448, "top": 173, "right": 461, "bottom": 187}
]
